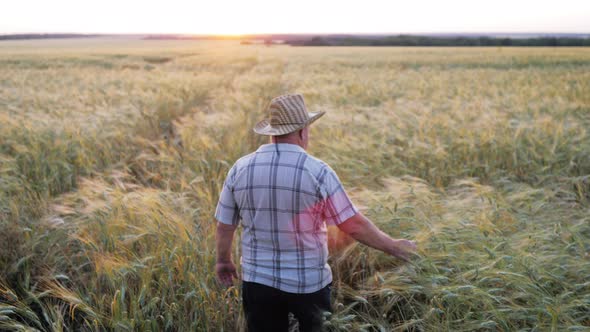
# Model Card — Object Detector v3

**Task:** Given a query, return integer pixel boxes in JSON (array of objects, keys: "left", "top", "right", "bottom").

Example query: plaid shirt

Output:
[{"left": 215, "top": 143, "right": 358, "bottom": 294}]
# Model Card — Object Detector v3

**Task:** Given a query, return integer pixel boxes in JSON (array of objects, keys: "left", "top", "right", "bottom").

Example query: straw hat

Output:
[{"left": 253, "top": 94, "right": 325, "bottom": 136}]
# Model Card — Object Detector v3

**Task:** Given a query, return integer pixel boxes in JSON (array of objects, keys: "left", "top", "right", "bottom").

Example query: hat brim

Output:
[{"left": 253, "top": 111, "right": 325, "bottom": 136}]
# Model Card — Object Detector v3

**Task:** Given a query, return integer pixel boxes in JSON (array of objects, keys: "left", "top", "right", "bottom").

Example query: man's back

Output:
[{"left": 215, "top": 143, "right": 358, "bottom": 293}]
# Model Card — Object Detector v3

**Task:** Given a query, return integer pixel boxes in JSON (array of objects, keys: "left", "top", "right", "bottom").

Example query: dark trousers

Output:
[{"left": 242, "top": 281, "right": 332, "bottom": 332}]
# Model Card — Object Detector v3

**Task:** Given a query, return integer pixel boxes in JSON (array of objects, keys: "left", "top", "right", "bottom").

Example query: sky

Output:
[{"left": 1, "top": 0, "right": 589, "bottom": 35}]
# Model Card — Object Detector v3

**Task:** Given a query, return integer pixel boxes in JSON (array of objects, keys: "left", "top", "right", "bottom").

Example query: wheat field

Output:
[{"left": 0, "top": 39, "right": 589, "bottom": 331}]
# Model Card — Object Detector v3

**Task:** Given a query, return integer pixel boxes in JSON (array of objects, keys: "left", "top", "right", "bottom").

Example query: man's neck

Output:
[{"left": 271, "top": 137, "right": 304, "bottom": 149}]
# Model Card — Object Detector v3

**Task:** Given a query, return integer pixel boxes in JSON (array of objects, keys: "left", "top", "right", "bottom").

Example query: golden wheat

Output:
[{"left": 1, "top": 40, "right": 589, "bottom": 331}]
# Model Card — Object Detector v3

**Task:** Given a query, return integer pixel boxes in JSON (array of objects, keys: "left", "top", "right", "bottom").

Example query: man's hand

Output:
[
  {"left": 216, "top": 222, "right": 238, "bottom": 287},
  {"left": 391, "top": 239, "right": 418, "bottom": 261},
  {"left": 216, "top": 261, "right": 238, "bottom": 287}
]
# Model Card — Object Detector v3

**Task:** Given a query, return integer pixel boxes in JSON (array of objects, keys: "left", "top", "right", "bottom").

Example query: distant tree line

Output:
[
  {"left": 288, "top": 35, "right": 590, "bottom": 47},
  {"left": 0, "top": 34, "right": 100, "bottom": 41},
  {"left": 3, "top": 33, "right": 589, "bottom": 47}
]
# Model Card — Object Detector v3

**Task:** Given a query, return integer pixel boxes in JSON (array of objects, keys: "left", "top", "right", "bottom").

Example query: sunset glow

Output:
[{"left": 2, "top": 0, "right": 590, "bottom": 34}]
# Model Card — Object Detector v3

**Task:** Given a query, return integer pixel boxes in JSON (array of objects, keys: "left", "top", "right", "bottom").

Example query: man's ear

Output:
[{"left": 298, "top": 129, "right": 304, "bottom": 140}]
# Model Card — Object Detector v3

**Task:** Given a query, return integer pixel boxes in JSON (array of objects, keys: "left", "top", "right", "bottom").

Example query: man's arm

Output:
[
  {"left": 337, "top": 212, "right": 416, "bottom": 260},
  {"left": 216, "top": 222, "right": 238, "bottom": 286}
]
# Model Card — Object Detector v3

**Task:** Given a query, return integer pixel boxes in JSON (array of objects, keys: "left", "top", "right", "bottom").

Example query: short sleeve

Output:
[
  {"left": 319, "top": 166, "right": 358, "bottom": 225},
  {"left": 214, "top": 166, "right": 240, "bottom": 226}
]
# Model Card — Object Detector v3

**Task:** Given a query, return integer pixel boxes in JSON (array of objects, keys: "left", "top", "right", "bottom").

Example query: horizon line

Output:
[{"left": 2, "top": 31, "right": 590, "bottom": 36}]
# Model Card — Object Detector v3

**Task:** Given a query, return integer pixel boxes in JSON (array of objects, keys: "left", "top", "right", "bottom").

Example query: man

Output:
[{"left": 215, "top": 94, "right": 417, "bottom": 332}]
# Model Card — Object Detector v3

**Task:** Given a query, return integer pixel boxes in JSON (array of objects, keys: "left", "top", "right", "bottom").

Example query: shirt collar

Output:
[{"left": 257, "top": 143, "right": 306, "bottom": 153}]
